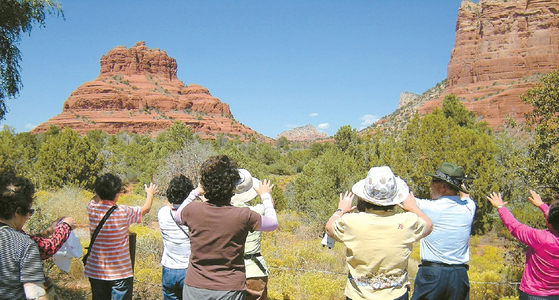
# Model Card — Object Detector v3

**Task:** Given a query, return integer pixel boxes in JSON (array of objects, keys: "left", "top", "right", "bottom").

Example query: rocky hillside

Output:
[
  {"left": 373, "top": 0, "right": 559, "bottom": 133},
  {"left": 32, "top": 42, "right": 262, "bottom": 140},
  {"left": 276, "top": 124, "right": 327, "bottom": 141}
]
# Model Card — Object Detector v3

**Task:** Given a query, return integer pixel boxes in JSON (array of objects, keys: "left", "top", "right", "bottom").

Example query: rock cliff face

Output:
[
  {"left": 418, "top": 0, "right": 559, "bottom": 129},
  {"left": 277, "top": 124, "right": 327, "bottom": 141},
  {"left": 32, "top": 42, "right": 259, "bottom": 140}
]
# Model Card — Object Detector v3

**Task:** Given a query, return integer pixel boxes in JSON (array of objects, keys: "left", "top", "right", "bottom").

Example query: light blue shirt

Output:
[{"left": 416, "top": 195, "right": 476, "bottom": 264}]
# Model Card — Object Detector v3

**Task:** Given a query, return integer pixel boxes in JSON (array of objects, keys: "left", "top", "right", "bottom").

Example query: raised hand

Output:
[
  {"left": 528, "top": 190, "right": 543, "bottom": 207},
  {"left": 487, "top": 192, "right": 507, "bottom": 208},
  {"left": 398, "top": 192, "right": 419, "bottom": 212},
  {"left": 337, "top": 191, "right": 356, "bottom": 214},
  {"left": 254, "top": 179, "right": 274, "bottom": 195}
]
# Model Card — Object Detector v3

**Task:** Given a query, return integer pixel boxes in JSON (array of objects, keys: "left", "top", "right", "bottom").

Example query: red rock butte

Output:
[
  {"left": 32, "top": 41, "right": 260, "bottom": 140},
  {"left": 418, "top": 0, "right": 559, "bottom": 129}
]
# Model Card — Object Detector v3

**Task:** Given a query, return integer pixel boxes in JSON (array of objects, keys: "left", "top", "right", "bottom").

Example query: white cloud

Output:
[
  {"left": 359, "top": 114, "right": 380, "bottom": 129},
  {"left": 317, "top": 123, "right": 329, "bottom": 129},
  {"left": 309, "top": 113, "right": 318, "bottom": 117},
  {"left": 25, "top": 124, "right": 37, "bottom": 131}
]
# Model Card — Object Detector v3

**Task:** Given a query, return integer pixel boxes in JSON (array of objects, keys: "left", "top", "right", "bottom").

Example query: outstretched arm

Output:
[
  {"left": 256, "top": 179, "right": 278, "bottom": 231},
  {"left": 325, "top": 191, "right": 356, "bottom": 238},
  {"left": 174, "top": 184, "right": 204, "bottom": 224},
  {"left": 487, "top": 192, "right": 543, "bottom": 248}
]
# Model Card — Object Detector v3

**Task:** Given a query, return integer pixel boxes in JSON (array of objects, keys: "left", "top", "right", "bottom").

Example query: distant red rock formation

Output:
[
  {"left": 418, "top": 0, "right": 559, "bottom": 129},
  {"left": 277, "top": 124, "right": 327, "bottom": 141},
  {"left": 32, "top": 41, "right": 261, "bottom": 140}
]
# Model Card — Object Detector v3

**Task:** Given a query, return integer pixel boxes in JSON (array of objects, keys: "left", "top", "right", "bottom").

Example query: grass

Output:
[{"left": 26, "top": 188, "right": 523, "bottom": 299}]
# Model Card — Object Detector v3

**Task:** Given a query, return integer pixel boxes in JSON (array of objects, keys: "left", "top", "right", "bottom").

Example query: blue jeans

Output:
[
  {"left": 89, "top": 277, "right": 133, "bottom": 300},
  {"left": 162, "top": 266, "right": 186, "bottom": 300}
]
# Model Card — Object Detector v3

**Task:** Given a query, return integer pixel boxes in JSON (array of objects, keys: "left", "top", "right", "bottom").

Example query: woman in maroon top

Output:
[{"left": 178, "top": 155, "right": 278, "bottom": 300}]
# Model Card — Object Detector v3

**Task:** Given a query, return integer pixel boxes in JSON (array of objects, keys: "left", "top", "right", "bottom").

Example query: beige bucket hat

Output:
[{"left": 231, "top": 169, "right": 261, "bottom": 204}]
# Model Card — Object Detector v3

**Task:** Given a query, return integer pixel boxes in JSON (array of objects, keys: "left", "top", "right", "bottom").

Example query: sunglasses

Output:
[{"left": 431, "top": 179, "right": 444, "bottom": 183}]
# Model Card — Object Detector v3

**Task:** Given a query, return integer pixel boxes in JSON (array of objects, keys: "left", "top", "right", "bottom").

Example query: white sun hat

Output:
[
  {"left": 231, "top": 169, "right": 261, "bottom": 204},
  {"left": 351, "top": 166, "right": 409, "bottom": 206},
  {"left": 52, "top": 231, "right": 83, "bottom": 272}
]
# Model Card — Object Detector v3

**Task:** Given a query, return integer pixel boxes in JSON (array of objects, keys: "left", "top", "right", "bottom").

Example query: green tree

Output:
[
  {"left": 334, "top": 125, "right": 361, "bottom": 155},
  {"left": 521, "top": 70, "right": 559, "bottom": 193},
  {"left": 395, "top": 97, "right": 498, "bottom": 233},
  {"left": 0, "top": 126, "right": 17, "bottom": 173},
  {"left": 12, "top": 131, "right": 39, "bottom": 178},
  {"left": 275, "top": 136, "right": 289, "bottom": 151},
  {"left": 442, "top": 94, "right": 477, "bottom": 128},
  {"left": 522, "top": 70, "right": 559, "bottom": 144},
  {"left": 34, "top": 127, "right": 102, "bottom": 188},
  {"left": 293, "top": 148, "right": 360, "bottom": 223},
  {"left": 0, "top": 0, "right": 63, "bottom": 119}
]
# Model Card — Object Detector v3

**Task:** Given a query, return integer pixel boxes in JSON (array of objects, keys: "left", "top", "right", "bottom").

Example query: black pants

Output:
[
  {"left": 519, "top": 291, "right": 559, "bottom": 300},
  {"left": 411, "top": 264, "right": 469, "bottom": 300}
]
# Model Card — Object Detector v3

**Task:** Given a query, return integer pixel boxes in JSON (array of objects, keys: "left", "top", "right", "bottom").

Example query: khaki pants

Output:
[{"left": 246, "top": 276, "right": 268, "bottom": 300}]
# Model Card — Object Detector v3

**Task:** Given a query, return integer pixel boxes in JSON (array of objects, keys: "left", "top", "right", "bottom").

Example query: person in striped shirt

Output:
[
  {"left": 0, "top": 173, "right": 48, "bottom": 300},
  {"left": 84, "top": 173, "right": 158, "bottom": 300}
]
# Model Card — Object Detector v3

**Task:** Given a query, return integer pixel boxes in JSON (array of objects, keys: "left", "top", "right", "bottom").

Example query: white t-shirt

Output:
[{"left": 158, "top": 205, "right": 191, "bottom": 269}]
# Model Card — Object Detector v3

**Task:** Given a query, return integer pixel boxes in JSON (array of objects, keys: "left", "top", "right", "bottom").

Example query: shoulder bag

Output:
[{"left": 170, "top": 210, "right": 190, "bottom": 238}]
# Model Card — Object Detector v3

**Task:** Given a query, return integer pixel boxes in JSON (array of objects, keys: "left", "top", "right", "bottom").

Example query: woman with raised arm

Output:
[
  {"left": 84, "top": 173, "right": 158, "bottom": 300},
  {"left": 325, "top": 166, "right": 432, "bottom": 300},
  {"left": 174, "top": 155, "right": 278, "bottom": 300},
  {"left": 486, "top": 191, "right": 559, "bottom": 300}
]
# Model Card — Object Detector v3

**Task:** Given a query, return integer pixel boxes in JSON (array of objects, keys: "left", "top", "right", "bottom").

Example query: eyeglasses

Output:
[{"left": 27, "top": 208, "right": 35, "bottom": 216}]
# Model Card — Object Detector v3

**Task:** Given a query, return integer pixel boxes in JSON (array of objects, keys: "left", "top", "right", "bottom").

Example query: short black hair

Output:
[
  {"left": 357, "top": 198, "right": 395, "bottom": 212},
  {"left": 166, "top": 175, "right": 194, "bottom": 205},
  {"left": 94, "top": 173, "right": 122, "bottom": 201},
  {"left": 548, "top": 202, "right": 559, "bottom": 232},
  {"left": 0, "top": 173, "right": 35, "bottom": 219},
  {"left": 200, "top": 155, "right": 240, "bottom": 206}
]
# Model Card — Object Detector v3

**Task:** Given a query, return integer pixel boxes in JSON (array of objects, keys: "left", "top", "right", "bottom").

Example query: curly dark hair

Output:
[
  {"left": 200, "top": 155, "right": 240, "bottom": 206},
  {"left": 548, "top": 202, "right": 559, "bottom": 231},
  {"left": 166, "top": 175, "right": 195, "bottom": 205},
  {"left": 94, "top": 173, "right": 122, "bottom": 201},
  {"left": 0, "top": 173, "right": 35, "bottom": 220}
]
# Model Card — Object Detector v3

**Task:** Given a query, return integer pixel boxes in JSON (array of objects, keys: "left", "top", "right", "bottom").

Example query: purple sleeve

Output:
[
  {"left": 174, "top": 189, "right": 199, "bottom": 224},
  {"left": 258, "top": 193, "right": 278, "bottom": 231},
  {"left": 498, "top": 207, "right": 545, "bottom": 249}
]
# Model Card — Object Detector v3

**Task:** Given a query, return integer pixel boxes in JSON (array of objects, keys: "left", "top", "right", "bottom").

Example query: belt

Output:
[
  {"left": 244, "top": 253, "right": 267, "bottom": 274},
  {"left": 420, "top": 261, "right": 469, "bottom": 270}
]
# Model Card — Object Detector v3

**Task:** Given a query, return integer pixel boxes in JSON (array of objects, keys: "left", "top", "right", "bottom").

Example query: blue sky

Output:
[{"left": 4, "top": 0, "right": 464, "bottom": 138}]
